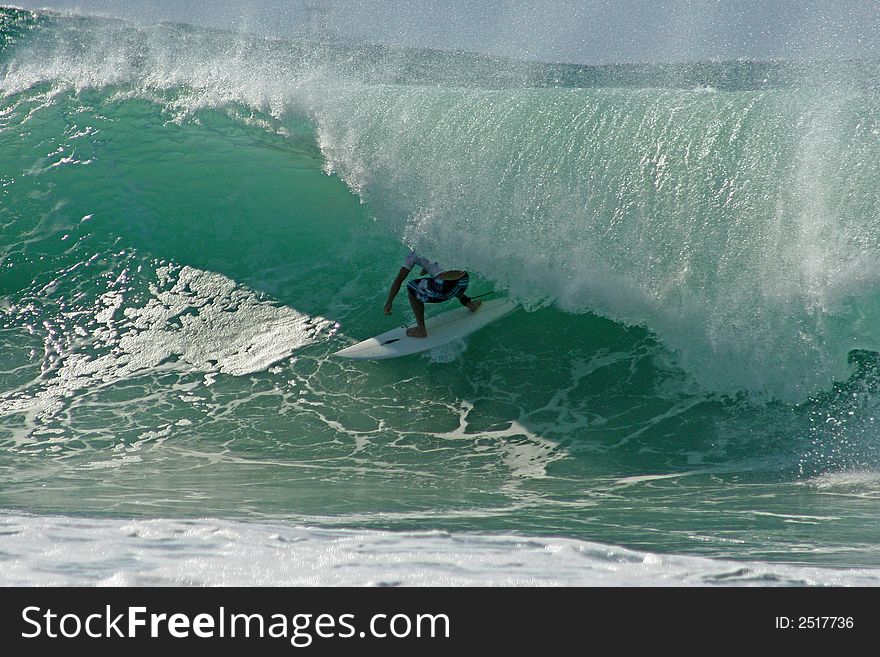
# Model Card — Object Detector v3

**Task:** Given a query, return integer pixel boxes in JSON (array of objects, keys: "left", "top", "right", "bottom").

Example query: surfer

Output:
[{"left": 384, "top": 250, "right": 481, "bottom": 338}]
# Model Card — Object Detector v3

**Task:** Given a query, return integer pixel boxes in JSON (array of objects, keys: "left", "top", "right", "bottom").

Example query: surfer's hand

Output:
[{"left": 383, "top": 302, "right": 392, "bottom": 315}]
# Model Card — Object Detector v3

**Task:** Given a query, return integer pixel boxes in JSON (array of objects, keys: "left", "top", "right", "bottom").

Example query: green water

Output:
[{"left": 2, "top": 7, "right": 880, "bottom": 569}]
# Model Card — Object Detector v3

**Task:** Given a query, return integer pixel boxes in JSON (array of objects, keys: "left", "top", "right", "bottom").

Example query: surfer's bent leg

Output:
[
  {"left": 405, "top": 281, "right": 428, "bottom": 338},
  {"left": 405, "top": 275, "right": 480, "bottom": 338}
]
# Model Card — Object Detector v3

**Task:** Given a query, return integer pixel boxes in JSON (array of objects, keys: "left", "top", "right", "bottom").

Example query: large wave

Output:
[{"left": 3, "top": 7, "right": 880, "bottom": 401}]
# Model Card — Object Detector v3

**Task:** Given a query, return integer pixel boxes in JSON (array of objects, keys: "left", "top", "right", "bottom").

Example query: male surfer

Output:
[{"left": 384, "top": 250, "right": 481, "bottom": 338}]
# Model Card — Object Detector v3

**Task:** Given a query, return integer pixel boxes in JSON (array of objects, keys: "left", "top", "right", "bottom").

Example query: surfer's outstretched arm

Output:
[{"left": 384, "top": 266, "right": 411, "bottom": 315}]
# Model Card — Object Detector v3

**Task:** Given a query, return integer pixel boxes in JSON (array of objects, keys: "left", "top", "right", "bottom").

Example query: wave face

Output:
[
  {"left": 3, "top": 7, "right": 880, "bottom": 576},
  {"left": 316, "top": 81, "right": 880, "bottom": 400}
]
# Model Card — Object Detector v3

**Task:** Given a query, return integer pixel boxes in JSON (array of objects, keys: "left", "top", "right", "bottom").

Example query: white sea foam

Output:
[
  {"left": 0, "top": 511, "right": 877, "bottom": 586},
  {"left": 0, "top": 263, "right": 334, "bottom": 429},
  {"left": 806, "top": 470, "right": 880, "bottom": 499}
]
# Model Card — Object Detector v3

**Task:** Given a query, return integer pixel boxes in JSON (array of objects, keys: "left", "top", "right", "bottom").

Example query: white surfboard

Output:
[{"left": 334, "top": 297, "right": 517, "bottom": 360}]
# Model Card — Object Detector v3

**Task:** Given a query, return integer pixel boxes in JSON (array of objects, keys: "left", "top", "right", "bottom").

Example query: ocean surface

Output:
[{"left": 2, "top": 6, "right": 880, "bottom": 586}]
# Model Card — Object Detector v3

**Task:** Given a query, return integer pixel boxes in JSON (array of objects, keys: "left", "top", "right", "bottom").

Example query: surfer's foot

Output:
[
  {"left": 406, "top": 326, "right": 428, "bottom": 338},
  {"left": 466, "top": 300, "right": 482, "bottom": 312}
]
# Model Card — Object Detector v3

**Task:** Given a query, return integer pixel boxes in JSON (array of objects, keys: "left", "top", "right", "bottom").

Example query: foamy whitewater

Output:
[
  {"left": 2, "top": 6, "right": 880, "bottom": 586},
  {"left": 5, "top": 512, "right": 880, "bottom": 586}
]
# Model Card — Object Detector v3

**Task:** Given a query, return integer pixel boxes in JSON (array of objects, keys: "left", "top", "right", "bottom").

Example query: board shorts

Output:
[{"left": 407, "top": 273, "right": 471, "bottom": 305}]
